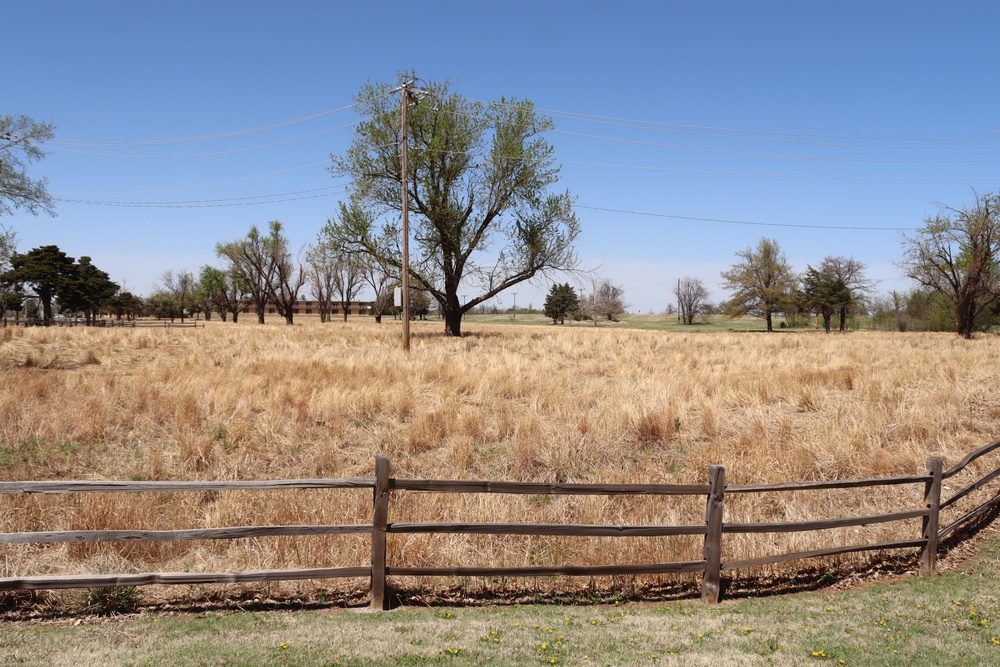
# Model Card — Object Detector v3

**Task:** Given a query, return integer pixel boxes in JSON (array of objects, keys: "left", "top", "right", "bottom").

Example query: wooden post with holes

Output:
[
  {"left": 701, "top": 464, "right": 726, "bottom": 604},
  {"left": 371, "top": 456, "right": 390, "bottom": 610},
  {"left": 920, "top": 457, "right": 943, "bottom": 576}
]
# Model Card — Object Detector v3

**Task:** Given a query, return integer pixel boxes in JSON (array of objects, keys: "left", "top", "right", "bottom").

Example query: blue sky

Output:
[{"left": 5, "top": 1, "right": 1000, "bottom": 313}]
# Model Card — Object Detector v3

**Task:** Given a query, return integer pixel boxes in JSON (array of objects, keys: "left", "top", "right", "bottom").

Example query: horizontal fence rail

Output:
[{"left": 1, "top": 438, "right": 999, "bottom": 607}]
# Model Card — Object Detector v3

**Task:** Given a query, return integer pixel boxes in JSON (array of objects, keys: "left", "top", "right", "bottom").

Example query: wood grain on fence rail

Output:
[
  {"left": 387, "top": 522, "right": 707, "bottom": 537},
  {"left": 0, "top": 567, "right": 370, "bottom": 591},
  {"left": 391, "top": 480, "right": 709, "bottom": 495},
  {"left": 0, "top": 479, "right": 375, "bottom": 494},
  {"left": 940, "top": 464, "right": 1000, "bottom": 510},
  {"left": 726, "top": 475, "right": 929, "bottom": 493},
  {"left": 938, "top": 492, "right": 1000, "bottom": 541},
  {"left": 722, "top": 538, "right": 927, "bottom": 570},
  {"left": 0, "top": 525, "right": 372, "bottom": 545},
  {"left": 723, "top": 508, "right": 927, "bottom": 534},
  {"left": 943, "top": 438, "right": 1000, "bottom": 479},
  {"left": 388, "top": 562, "right": 706, "bottom": 578}
]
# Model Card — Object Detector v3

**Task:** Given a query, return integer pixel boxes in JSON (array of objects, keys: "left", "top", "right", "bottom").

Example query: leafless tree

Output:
[
  {"left": 899, "top": 190, "right": 1000, "bottom": 338},
  {"left": 673, "top": 276, "right": 710, "bottom": 325},
  {"left": 583, "top": 278, "right": 627, "bottom": 324}
]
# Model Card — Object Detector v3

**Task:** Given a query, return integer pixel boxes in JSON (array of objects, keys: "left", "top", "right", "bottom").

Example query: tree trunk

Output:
[
  {"left": 443, "top": 302, "right": 463, "bottom": 337},
  {"left": 256, "top": 304, "right": 265, "bottom": 324},
  {"left": 284, "top": 312, "right": 294, "bottom": 325},
  {"left": 957, "top": 294, "right": 976, "bottom": 339},
  {"left": 765, "top": 310, "right": 773, "bottom": 332},
  {"left": 374, "top": 313, "right": 382, "bottom": 324},
  {"left": 41, "top": 293, "right": 53, "bottom": 325},
  {"left": 839, "top": 306, "right": 847, "bottom": 332}
]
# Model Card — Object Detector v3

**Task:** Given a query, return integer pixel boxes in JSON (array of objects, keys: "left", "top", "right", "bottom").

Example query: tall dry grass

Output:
[{"left": 1, "top": 320, "right": 999, "bottom": 595}]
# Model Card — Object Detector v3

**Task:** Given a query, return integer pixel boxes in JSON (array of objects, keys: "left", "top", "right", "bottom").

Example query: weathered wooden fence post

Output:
[
  {"left": 370, "top": 455, "right": 390, "bottom": 610},
  {"left": 920, "top": 457, "right": 943, "bottom": 576},
  {"left": 701, "top": 464, "right": 726, "bottom": 604}
]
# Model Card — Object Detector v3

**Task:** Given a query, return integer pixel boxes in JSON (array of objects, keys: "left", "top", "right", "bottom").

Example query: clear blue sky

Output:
[{"left": 5, "top": 1, "right": 1000, "bottom": 313}]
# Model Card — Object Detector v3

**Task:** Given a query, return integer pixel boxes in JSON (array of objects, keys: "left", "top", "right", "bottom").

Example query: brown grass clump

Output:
[{"left": 1, "top": 320, "right": 999, "bottom": 598}]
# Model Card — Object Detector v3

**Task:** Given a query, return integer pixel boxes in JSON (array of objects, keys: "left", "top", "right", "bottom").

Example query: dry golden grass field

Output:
[{"left": 1, "top": 318, "right": 999, "bottom": 601}]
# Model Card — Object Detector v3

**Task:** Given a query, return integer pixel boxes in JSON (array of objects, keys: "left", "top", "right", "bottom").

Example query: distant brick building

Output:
[{"left": 263, "top": 300, "right": 374, "bottom": 316}]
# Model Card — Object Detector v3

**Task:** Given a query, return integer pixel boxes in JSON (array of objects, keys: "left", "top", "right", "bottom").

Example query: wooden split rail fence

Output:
[{"left": 2, "top": 438, "right": 1000, "bottom": 608}]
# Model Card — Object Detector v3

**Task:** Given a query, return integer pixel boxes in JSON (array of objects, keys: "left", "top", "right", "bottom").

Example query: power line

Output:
[
  {"left": 46, "top": 120, "right": 363, "bottom": 159},
  {"left": 55, "top": 187, "right": 342, "bottom": 208},
  {"left": 557, "top": 159, "right": 1000, "bottom": 182},
  {"left": 576, "top": 204, "right": 917, "bottom": 231},
  {"left": 51, "top": 161, "right": 333, "bottom": 195},
  {"left": 456, "top": 100, "right": 1000, "bottom": 150},
  {"left": 541, "top": 112, "right": 1000, "bottom": 151},
  {"left": 49, "top": 101, "right": 361, "bottom": 146},
  {"left": 532, "top": 106, "right": 1000, "bottom": 143},
  {"left": 554, "top": 129, "right": 1000, "bottom": 164}
]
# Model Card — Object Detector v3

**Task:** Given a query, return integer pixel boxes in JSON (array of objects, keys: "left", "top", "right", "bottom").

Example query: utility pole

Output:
[
  {"left": 677, "top": 278, "right": 681, "bottom": 323},
  {"left": 400, "top": 83, "right": 412, "bottom": 351}
]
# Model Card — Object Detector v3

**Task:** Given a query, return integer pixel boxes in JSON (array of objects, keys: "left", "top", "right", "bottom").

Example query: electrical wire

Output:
[
  {"left": 46, "top": 120, "right": 363, "bottom": 159},
  {"left": 51, "top": 161, "right": 334, "bottom": 195},
  {"left": 49, "top": 101, "right": 363, "bottom": 146},
  {"left": 553, "top": 129, "right": 1000, "bottom": 164},
  {"left": 55, "top": 190, "right": 339, "bottom": 208},
  {"left": 576, "top": 204, "right": 917, "bottom": 231},
  {"left": 459, "top": 100, "right": 1000, "bottom": 150},
  {"left": 533, "top": 106, "right": 1000, "bottom": 143}
]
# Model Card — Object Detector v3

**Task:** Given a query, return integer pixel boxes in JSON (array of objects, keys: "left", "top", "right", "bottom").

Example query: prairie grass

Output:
[{"left": 1, "top": 319, "right": 999, "bottom": 599}]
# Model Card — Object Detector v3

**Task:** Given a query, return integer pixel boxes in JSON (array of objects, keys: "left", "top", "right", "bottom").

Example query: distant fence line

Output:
[
  {"left": 2, "top": 318, "right": 202, "bottom": 328},
  {"left": 2, "top": 438, "right": 999, "bottom": 608}
]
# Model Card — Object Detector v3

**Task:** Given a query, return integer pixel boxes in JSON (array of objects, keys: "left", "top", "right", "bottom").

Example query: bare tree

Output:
[
  {"left": 270, "top": 227, "right": 307, "bottom": 326},
  {"left": 332, "top": 255, "right": 363, "bottom": 322},
  {"left": 358, "top": 255, "right": 393, "bottom": 324},
  {"left": 899, "top": 190, "right": 1000, "bottom": 339},
  {"left": 159, "top": 269, "right": 196, "bottom": 322},
  {"left": 583, "top": 278, "right": 627, "bottom": 324},
  {"left": 305, "top": 245, "right": 336, "bottom": 323},
  {"left": 674, "top": 276, "right": 710, "bottom": 325}
]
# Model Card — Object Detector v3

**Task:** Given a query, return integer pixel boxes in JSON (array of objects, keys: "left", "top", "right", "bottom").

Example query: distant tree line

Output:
[{"left": 714, "top": 190, "right": 1000, "bottom": 337}]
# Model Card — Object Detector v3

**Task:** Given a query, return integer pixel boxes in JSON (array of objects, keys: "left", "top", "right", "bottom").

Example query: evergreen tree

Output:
[{"left": 544, "top": 283, "right": 579, "bottom": 324}]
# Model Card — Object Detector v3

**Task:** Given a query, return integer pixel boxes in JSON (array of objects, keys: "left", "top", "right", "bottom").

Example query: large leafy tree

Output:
[
  {"left": 802, "top": 256, "right": 872, "bottom": 333},
  {"left": 326, "top": 76, "right": 580, "bottom": 337},
  {"left": 0, "top": 225, "right": 19, "bottom": 316},
  {"left": 720, "top": 237, "right": 798, "bottom": 332},
  {"left": 198, "top": 265, "right": 246, "bottom": 322},
  {"left": 216, "top": 222, "right": 281, "bottom": 325},
  {"left": 61, "top": 256, "right": 119, "bottom": 324},
  {"left": 801, "top": 266, "right": 852, "bottom": 334},
  {"left": 1, "top": 114, "right": 55, "bottom": 217},
  {"left": 899, "top": 190, "right": 1000, "bottom": 339},
  {"left": 2, "top": 245, "right": 75, "bottom": 324}
]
